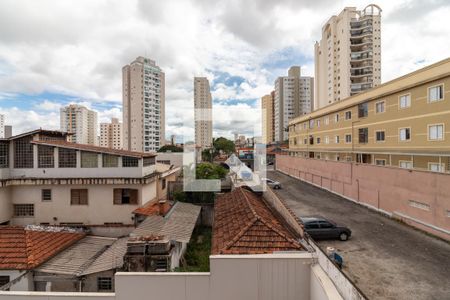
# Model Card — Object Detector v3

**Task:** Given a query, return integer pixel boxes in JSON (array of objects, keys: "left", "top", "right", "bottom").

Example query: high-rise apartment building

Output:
[
  {"left": 274, "top": 66, "right": 314, "bottom": 142},
  {"left": 0, "top": 114, "right": 4, "bottom": 138},
  {"left": 261, "top": 92, "right": 275, "bottom": 144},
  {"left": 60, "top": 104, "right": 98, "bottom": 145},
  {"left": 314, "top": 4, "right": 382, "bottom": 109},
  {"left": 123, "top": 56, "right": 165, "bottom": 152},
  {"left": 4, "top": 125, "right": 12, "bottom": 138},
  {"left": 194, "top": 77, "right": 212, "bottom": 148},
  {"left": 100, "top": 117, "right": 123, "bottom": 149}
]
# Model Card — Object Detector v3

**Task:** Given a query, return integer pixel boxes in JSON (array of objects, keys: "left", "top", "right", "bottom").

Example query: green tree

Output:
[
  {"left": 201, "top": 149, "right": 213, "bottom": 162},
  {"left": 157, "top": 145, "right": 183, "bottom": 152},
  {"left": 213, "top": 137, "right": 235, "bottom": 155},
  {"left": 196, "top": 162, "right": 228, "bottom": 180}
]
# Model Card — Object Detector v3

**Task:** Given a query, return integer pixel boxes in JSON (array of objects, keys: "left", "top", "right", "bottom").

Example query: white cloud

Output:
[{"left": 34, "top": 100, "right": 61, "bottom": 111}]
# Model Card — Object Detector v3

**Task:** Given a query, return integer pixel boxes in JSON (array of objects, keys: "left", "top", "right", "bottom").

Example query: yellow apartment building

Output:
[{"left": 288, "top": 57, "right": 450, "bottom": 173}]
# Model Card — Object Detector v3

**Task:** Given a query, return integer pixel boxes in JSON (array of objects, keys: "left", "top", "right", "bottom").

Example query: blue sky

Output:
[{"left": 1, "top": 0, "right": 450, "bottom": 140}]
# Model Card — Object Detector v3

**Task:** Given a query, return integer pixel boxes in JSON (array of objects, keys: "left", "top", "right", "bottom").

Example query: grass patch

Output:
[{"left": 177, "top": 226, "right": 211, "bottom": 272}]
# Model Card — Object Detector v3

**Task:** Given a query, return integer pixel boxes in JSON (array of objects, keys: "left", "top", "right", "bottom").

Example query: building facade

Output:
[
  {"left": 0, "top": 114, "right": 4, "bottom": 138},
  {"left": 4, "top": 126, "right": 12, "bottom": 139},
  {"left": 274, "top": 66, "right": 314, "bottom": 142},
  {"left": 123, "top": 56, "right": 165, "bottom": 152},
  {"left": 288, "top": 57, "right": 450, "bottom": 173},
  {"left": 261, "top": 92, "right": 274, "bottom": 144},
  {"left": 60, "top": 104, "right": 98, "bottom": 145},
  {"left": 194, "top": 77, "right": 213, "bottom": 148},
  {"left": 315, "top": 4, "right": 382, "bottom": 109},
  {"left": 100, "top": 118, "right": 123, "bottom": 149}
]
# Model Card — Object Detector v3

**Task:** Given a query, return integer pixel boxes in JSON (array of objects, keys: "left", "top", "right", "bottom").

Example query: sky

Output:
[{"left": 0, "top": 0, "right": 449, "bottom": 142}]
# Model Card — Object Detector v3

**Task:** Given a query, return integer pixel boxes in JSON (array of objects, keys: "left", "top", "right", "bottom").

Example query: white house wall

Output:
[{"left": 0, "top": 187, "right": 12, "bottom": 224}]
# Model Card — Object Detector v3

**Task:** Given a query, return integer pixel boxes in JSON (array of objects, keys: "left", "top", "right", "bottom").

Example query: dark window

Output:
[
  {"left": 376, "top": 131, "right": 385, "bottom": 142},
  {"left": 0, "top": 142, "right": 9, "bottom": 168},
  {"left": 122, "top": 156, "right": 138, "bottom": 167},
  {"left": 345, "top": 111, "right": 352, "bottom": 120},
  {"left": 102, "top": 154, "right": 118, "bottom": 167},
  {"left": 71, "top": 189, "right": 88, "bottom": 205},
  {"left": 42, "top": 189, "right": 52, "bottom": 201},
  {"left": 358, "top": 102, "right": 368, "bottom": 118},
  {"left": 0, "top": 276, "right": 10, "bottom": 291},
  {"left": 305, "top": 222, "right": 319, "bottom": 229},
  {"left": 81, "top": 151, "right": 98, "bottom": 168},
  {"left": 162, "top": 179, "right": 166, "bottom": 190},
  {"left": 14, "top": 136, "right": 33, "bottom": 168},
  {"left": 318, "top": 221, "right": 334, "bottom": 228},
  {"left": 38, "top": 145, "right": 54, "bottom": 168},
  {"left": 143, "top": 156, "right": 155, "bottom": 166},
  {"left": 309, "top": 135, "right": 314, "bottom": 145},
  {"left": 113, "top": 189, "right": 138, "bottom": 205},
  {"left": 13, "top": 204, "right": 34, "bottom": 217},
  {"left": 359, "top": 128, "right": 368, "bottom": 144},
  {"left": 59, "top": 148, "right": 77, "bottom": 168}
]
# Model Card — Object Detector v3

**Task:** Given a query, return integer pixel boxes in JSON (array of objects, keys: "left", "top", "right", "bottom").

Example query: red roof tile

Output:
[
  {"left": 0, "top": 227, "right": 85, "bottom": 270},
  {"left": 31, "top": 140, "right": 156, "bottom": 158},
  {"left": 212, "top": 188, "right": 303, "bottom": 255},
  {"left": 133, "top": 201, "right": 172, "bottom": 217}
]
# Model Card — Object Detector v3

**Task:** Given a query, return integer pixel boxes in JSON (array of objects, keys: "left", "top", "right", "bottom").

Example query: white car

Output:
[{"left": 261, "top": 178, "right": 282, "bottom": 189}]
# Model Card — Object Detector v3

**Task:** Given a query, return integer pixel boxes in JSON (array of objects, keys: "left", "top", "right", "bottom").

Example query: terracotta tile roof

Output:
[
  {"left": 212, "top": 188, "right": 303, "bottom": 254},
  {"left": 0, "top": 227, "right": 85, "bottom": 270},
  {"left": 31, "top": 140, "right": 156, "bottom": 158},
  {"left": 133, "top": 201, "right": 172, "bottom": 217}
]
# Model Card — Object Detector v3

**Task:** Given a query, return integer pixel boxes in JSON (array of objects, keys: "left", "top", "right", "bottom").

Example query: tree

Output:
[
  {"left": 157, "top": 145, "right": 183, "bottom": 152},
  {"left": 213, "top": 137, "right": 235, "bottom": 155},
  {"left": 196, "top": 163, "right": 228, "bottom": 180},
  {"left": 201, "top": 149, "right": 213, "bottom": 162}
]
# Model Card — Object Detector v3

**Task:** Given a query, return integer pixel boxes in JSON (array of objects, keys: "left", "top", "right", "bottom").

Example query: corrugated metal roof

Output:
[
  {"left": 80, "top": 237, "right": 128, "bottom": 276},
  {"left": 36, "top": 236, "right": 116, "bottom": 276},
  {"left": 131, "top": 202, "right": 201, "bottom": 243}
]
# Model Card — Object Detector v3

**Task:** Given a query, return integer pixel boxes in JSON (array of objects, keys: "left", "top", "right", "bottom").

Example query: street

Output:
[{"left": 268, "top": 170, "right": 450, "bottom": 300}]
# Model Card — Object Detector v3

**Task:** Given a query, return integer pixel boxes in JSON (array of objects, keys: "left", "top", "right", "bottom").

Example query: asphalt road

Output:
[{"left": 268, "top": 170, "right": 450, "bottom": 300}]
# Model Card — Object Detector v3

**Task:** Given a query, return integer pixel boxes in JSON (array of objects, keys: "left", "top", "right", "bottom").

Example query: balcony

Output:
[
  {"left": 351, "top": 82, "right": 373, "bottom": 94},
  {"left": 350, "top": 28, "right": 373, "bottom": 38}
]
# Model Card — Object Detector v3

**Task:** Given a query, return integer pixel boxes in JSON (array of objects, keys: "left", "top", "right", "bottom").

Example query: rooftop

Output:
[
  {"left": 212, "top": 188, "right": 304, "bottom": 254},
  {"left": 133, "top": 201, "right": 172, "bottom": 217},
  {"left": 32, "top": 140, "right": 156, "bottom": 158},
  {"left": 0, "top": 226, "right": 85, "bottom": 270}
]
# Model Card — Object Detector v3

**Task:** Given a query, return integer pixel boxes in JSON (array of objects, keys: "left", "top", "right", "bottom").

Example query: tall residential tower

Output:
[
  {"left": 314, "top": 4, "right": 382, "bottom": 109},
  {"left": 60, "top": 104, "right": 98, "bottom": 145},
  {"left": 194, "top": 77, "right": 213, "bottom": 148},
  {"left": 100, "top": 117, "right": 123, "bottom": 149},
  {"left": 123, "top": 56, "right": 165, "bottom": 152},
  {"left": 274, "top": 66, "right": 314, "bottom": 142},
  {"left": 261, "top": 92, "right": 275, "bottom": 144}
]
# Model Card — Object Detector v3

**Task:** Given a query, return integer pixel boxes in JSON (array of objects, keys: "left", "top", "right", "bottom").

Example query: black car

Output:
[{"left": 301, "top": 217, "right": 351, "bottom": 241}]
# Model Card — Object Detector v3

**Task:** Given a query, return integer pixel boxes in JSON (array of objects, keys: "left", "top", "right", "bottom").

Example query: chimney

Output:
[{"left": 158, "top": 200, "right": 167, "bottom": 216}]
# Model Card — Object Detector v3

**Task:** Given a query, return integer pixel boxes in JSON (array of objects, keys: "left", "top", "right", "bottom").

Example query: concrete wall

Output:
[
  {"left": 276, "top": 155, "right": 450, "bottom": 241},
  {"left": 0, "top": 187, "right": 12, "bottom": 224},
  {"left": 9, "top": 181, "right": 156, "bottom": 226},
  {"left": 0, "top": 271, "right": 33, "bottom": 292}
]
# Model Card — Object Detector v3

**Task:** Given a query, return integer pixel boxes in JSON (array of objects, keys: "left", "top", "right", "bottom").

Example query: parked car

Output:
[
  {"left": 261, "top": 178, "right": 282, "bottom": 189},
  {"left": 301, "top": 217, "right": 351, "bottom": 241}
]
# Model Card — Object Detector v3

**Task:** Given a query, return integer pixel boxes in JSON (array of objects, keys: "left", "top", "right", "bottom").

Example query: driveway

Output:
[{"left": 268, "top": 170, "right": 450, "bottom": 300}]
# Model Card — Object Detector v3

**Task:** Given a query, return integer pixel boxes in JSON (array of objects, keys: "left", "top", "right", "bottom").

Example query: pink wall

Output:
[{"left": 276, "top": 156, "right": 450, "bottom": 241}]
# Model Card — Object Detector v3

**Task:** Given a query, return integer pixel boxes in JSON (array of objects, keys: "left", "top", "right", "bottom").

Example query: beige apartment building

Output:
[
  {"left": 288, "top": 57, "right": 450, "bottom": 173},
  {"left": 60, "top": 104, "right": 98, "bottom": 145},
  {"left": 261, "top": 92, "right": 275, "bottom": 144},
  {"left": 315, "top": 4, "right": 382, "bottom": 110},
  {"left": 194, "top": 77, "right": 212, "bottom": 148},
  {"left": 274, "top": 66, "right": 314, "bottom": 142},
  {"left": 123, "top": 56, "right": 165, "bottom": 152},
  {"left": 100, "top": 117, "right": 123, "bottom": 149}
]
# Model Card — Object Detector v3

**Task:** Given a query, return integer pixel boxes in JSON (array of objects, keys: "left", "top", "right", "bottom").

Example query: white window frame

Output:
[
  {"left": 375, "top": 159, "right": 386, "bottom": 166},
  {"left": 427, "top": 84, "right": 444, "bottom": 103},
  {"left": 344, "top": 110, "right": 352, "bottom": 120},
  {"left": 399, "top": 160, "right": 413, "bottom": 169},
  {"left": 375, "top": 130, "right": 385, "bottom": 142},
  {"left": 375, "top": 100, "right": 386, "bottom": 114},
  {"left": 427, "top": 124, "right": 444, "bottom": 141},
  {"left": 428, "top": 162, "right": 445, "bottom": 172},
  {"left": 324, "top": 136, "right": 329, "bottom": 144},
  {"left": 345, "top": 134, "right": 352, "bottom": 144},
  {"left": 399, "top": 127, "right": 411, "bottom": 142},
  {"left": 335, "top": 113, "right": 339, "bottom": 123},
  {"left": 398, "top": 93, "right": 411, "bottom": 109},
  {"left": 324, "top": 116, "right": 329, "bottom": 125},
  {"left": 335, "top": 135, "right": 340, "bottom": 144}
]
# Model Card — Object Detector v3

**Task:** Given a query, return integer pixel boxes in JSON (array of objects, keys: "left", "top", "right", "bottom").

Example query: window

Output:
[
  {"left": 38, "top": 145, "right": 54, "bottom": 168},
  {"left": 399, "top": 94, "right": 411, "bottom": 108},
  {"left": 399, "top": 161, "right": 412, "bottom": 169},
  {"left": 409, "top": 200, "right": 430, "bottom": 211},
  {"left": 428, "top": 84, "right": 444, "bottom": 102},
  {"left": 113, "top": 189, "right": 138, "bottom": 205},
  {"left": 428, "top": 163, "right": 444, "bottom": 172},
  {"left": 42, "top": 189, "right": 52, "bottom": 201},
  {"left": 316, "top": 137, "right": 321, "bottom": 144},
  {"left": 335, "top": 114, "right": 339, "bottom": 123},
  {"left": 375, "top": 101, "right": 385, "bottom": 113},
  {"left": 375, "top": 131, "right": 385, "bottom": 142},
  {"left": 335, "top": 136, "right": 340, "bottom": 143},
  {"left": 317, "top": 120, "right": 321, "bottom": 128},
  {"left": 0, "top": 276, "right": 10, "bottom": 291},
  {"left": 318, "top": 221, "right": 333, "bottom": 229},
  {"left": 324, "top": 136, "right": 329, "bottom": 144},
  {"left": 324, "top": 117, "right": 329, "bottom": 125},
  {"left": 428, "top": 124, "right": 444, "bottom": 141},
  {"left": 345, "top": 134, "right": 352, "bottom": 143},
  {"left": 358, "top": 102, "right": 368, "bottom": 118},
  {"left": 102, "top": 154, "right": 118, "bottom": 167},
  {"left": 358, "top": 128, "right": 368, "bottom": 144},
  {"left": 345, "top": 111, "right": 352, "bottom": 120},
  {"left": 14, "top": 136, "right": 33, "bottom": 168},
  {"left": 375, "top": 159, "right": 386, "bottom": 166},
  {"left": 399, "top": 128, "right": 411, "bottom": 141},
  {"left": 97, "top": 277, "right": 112, "bottom": 291},
  {"left": 71, "top": 189, "right": 88, "bottom": 205},
  {"left": 14, "top": 204, "right": 34, "bottom": 217},
  {"left": 309, "top": 119, "right": 314, "bottom": 129},
  {"left": 162, "top": 179, "right": 166, "bottom": 189},
  {"left": 81, "top": 151, "right": 98, "bottom": 168},
  {"left": 59, "top": 148, "right": 77, "bottom": 168},
  {"left": 143, "top": 157, "right": 155, "bottom": 166},
  {"left": 304, "top": 222, "right": 319, "bottom": 229},
  {"left": 0, "top": 142, "right": 9, "bottom": 168},
  {"left": 123, "top": 156, "right": 138, "bottom": 167}
]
